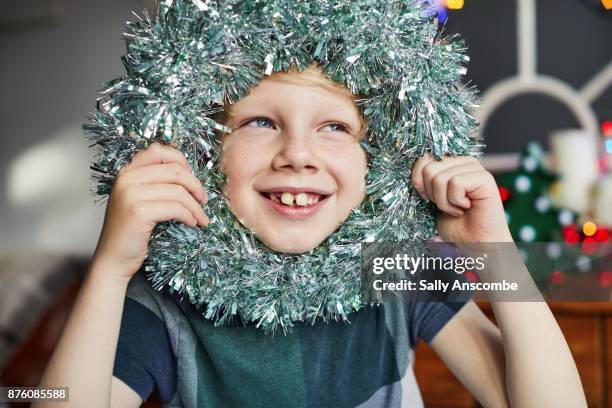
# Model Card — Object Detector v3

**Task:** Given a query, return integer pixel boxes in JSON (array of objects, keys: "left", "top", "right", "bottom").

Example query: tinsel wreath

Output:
[{"left": 84, "top": 0, "right": 483, "bottom": 334}]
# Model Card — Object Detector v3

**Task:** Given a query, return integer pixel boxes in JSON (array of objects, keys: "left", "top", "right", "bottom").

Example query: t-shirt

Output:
[{"left": 113, "top": 270, "right": 470, "bottom": 407}]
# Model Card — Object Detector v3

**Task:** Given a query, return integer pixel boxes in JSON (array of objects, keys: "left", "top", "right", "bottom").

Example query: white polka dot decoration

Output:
[
  {"left": 558, "top": 209, "right": 574, "bottom": 226},
  {"left": 522, "top": 156, "right": 537, "bottom": 172},
  {"left": 515, "top": 175, "right": 531, "bottom": 193},
  {"left": 535, "top": 196, "right": 551, "bottom": 213},
  {"left": 576, "top": 255, "right": 591, "bottom": 273},
  {"left": 519, "top": 225, "right": 536, "bottom": 242},
  {"left": 546, "top": 242, "right": 562, "bottom": 259}
]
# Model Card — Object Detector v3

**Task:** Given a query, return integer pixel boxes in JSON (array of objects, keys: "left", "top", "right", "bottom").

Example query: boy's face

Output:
[{"left": 220, "top": 74, "right": 367, "bottom": 253}]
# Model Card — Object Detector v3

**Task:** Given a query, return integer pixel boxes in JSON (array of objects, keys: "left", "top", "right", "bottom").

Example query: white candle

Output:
[
  {"left": 549, "top": 129, "right": 599, "bottom": 213},
  {"left": 594, "top": 175, "right": 612, "bottom": 225}
]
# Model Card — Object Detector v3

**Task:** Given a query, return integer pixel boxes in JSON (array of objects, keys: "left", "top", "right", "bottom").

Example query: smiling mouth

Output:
[{"left": 260, "top": 191, "right": 330, "bottom": 207}]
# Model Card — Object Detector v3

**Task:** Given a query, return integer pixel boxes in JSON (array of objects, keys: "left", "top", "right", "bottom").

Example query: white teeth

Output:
[
  {"left": 280, "top": 192, "right": 294, "bottom": 206},
  {"left": 270, "top": 191, "right": 323, "bottom": 206},
  {"left": 295, "top": 192, "right": 308, "bottom": 206}
]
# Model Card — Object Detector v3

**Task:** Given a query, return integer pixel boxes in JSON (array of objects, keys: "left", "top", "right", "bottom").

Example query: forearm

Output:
[
  {"left": 463, "top": 240, "right": 586, "bottom": 406},
  {"left": 34, "top": 259, "right": 130, "bottom": 408},
  {"left": 492, "top": 301, "right": 586, "bottom": 407}
]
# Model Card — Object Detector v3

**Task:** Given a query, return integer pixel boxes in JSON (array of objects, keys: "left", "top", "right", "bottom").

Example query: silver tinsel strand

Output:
[{"left": 84, "top": 0, "right": 483, "bottom": 334}]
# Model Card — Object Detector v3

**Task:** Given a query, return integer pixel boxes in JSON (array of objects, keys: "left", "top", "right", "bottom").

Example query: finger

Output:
[
  {"left": 123, "top": 142, "right": 190, "bottom": 172},
  {"left": 421, "top": 156, "right": 479, "bottom": 203},
  {"left": 132, "top": 200, "right": 199, "bottom": 228},
  {"left": 118, "top": 162, "right": 207, "bottom": 204},
  {"left": 431, "top": 162, "right": 482, "bottom": 211},
  {"left": 447, "top": 170, "right": 498, "bottom": 202},
  {"left": 411, "top": 153, "right": 435, "bottom": 200},
  {"left": 127, "top": 184, "right": 209, "bottom": 226},
  {"left": 431, "top": 171, "right": 465, "bottom": 217}
]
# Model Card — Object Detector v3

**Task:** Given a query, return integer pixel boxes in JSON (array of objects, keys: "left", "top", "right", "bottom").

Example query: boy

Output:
[{"left": 36, "top": 63, "right": 586, "bottom": 407}]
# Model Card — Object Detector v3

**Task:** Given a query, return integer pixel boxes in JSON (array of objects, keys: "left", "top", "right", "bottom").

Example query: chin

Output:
[{"left": 260, "top": 235, "right": 325, "bottom": 254}]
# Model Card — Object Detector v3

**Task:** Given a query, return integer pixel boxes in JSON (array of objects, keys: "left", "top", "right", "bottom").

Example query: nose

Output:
[{"left": 271, "top": 130, "right": 320, "bottom": 174}]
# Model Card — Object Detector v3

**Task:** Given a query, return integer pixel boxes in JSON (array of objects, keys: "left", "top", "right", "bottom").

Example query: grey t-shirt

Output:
[{"left": 113, "top": 271, "right": 470, "bottom": 407}]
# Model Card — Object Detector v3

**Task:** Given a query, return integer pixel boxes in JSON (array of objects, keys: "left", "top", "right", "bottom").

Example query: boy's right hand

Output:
[{"left": 92, "top": 142, "right": 209, "bottom": 282}]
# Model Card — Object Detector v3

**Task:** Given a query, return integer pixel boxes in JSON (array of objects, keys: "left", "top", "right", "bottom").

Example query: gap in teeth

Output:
[{"left": 272, "top": 192, "right": 321, "bottom": 206}]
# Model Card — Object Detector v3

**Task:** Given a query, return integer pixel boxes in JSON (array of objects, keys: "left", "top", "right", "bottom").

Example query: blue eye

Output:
[
  {"left": 242, "top": 118, "right": 351, "bottom": 134},
  {"left": 321, "top": 123, "right": 350, "bottom": 133},
  {"left": 245, "top": 118, "right": 275, "bottom": 129}
]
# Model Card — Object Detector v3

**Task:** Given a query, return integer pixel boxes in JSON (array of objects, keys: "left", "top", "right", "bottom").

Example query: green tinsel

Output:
[{"left": 84, "top": 0, "right": 483, "bottom": 334}]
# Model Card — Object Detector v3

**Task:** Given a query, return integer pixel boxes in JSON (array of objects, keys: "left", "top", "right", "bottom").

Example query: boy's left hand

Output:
[{"left": 412, "top": 154, "right": 513, "bottom": 243}]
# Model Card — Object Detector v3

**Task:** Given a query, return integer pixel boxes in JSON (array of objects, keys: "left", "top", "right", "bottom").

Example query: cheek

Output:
[
  {"left": 220, "top": 138, "right": 267, "bottom": 192},
  {"left": 220, "top": 143, "right": 247, "bottom": 191},
  {"left": 323, "top": 144, "right": 368, "bottom": 194}
]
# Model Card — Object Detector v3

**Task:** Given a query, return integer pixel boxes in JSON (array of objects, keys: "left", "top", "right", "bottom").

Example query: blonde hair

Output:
[{"left": 214, "top": 62, "right": 367, "bottom": 139}]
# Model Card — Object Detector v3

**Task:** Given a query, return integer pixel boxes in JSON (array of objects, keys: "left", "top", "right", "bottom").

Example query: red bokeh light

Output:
[
  {"left": 498, "top": 186, "right": 510, "bottom": 202},
  {"left": 563, "top": 226, "right": 581, "bottom": 244},
  {"left": 582, "top": 237, "right": 598, "bottom": 254},
  {"left": 599, "top": 271, "right": 612, "bottom": 287},
  {"left": 549, "top": 270, "right": 565, "bottom": 285},
  {"left": 464, "top": 271, "right": 479, "bottom": 283},
  {"left": 594, "top": 228, "right": 610, "bottom": 242}
]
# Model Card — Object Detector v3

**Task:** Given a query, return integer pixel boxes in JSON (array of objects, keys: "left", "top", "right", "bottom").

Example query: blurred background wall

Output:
[
  {"left": 0, "top": 0, "right": 145, "bottom": 255},
  {"left": 446, "top": 0, "right": 611, "bottom": 154}
]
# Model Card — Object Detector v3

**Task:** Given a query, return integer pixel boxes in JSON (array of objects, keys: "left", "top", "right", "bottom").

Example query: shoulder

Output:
[
  {"left": 113, "top": 270, "right": 181, "bottom": 404},
  {"left": 124, "top": 270, "right": 170, "bottom": 314},
  {"left": 123, "top": 269, "right": 191, "bottom": 327},
  {"left": 403, "top": 300, "right": 472, "bottom": 347}
]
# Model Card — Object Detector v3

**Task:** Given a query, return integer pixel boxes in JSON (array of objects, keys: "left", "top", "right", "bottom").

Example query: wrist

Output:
[
  {"left": 471, "top": 227, "right": 514, "bottom": 244},
  {"left": 88, "top": 256, "right": 135, "bottom": 287}
]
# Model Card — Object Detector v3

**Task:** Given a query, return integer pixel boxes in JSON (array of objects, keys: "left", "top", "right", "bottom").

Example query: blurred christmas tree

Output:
[
  {"left": 494, "top": 142, "right": 578, "bottom": 243},
  {"left": 492, "top": 142, "right": 610, "bottom": 287}
]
